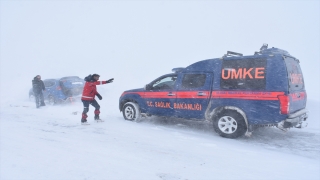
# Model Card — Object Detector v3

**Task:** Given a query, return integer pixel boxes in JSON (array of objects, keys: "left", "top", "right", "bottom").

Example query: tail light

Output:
[
  {"left": 56, "top": 86, "right": 61, "bottom": 90},
  {"left": 278, "top": 95, "right": 289, "bottom": 114}
]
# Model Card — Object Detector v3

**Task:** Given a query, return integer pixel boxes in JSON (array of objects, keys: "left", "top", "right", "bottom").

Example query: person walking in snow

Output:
[
  {"left": 32, "top": 75, "right": 46, "bottom": 108},
  {"left": 81, "top": 74, "right": 114, "bottom": 123}
]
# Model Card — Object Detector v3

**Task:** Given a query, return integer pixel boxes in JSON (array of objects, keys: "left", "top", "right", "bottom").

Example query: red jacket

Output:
[{"left": 81, "top": 81, "right": 107, "bottom": 101}]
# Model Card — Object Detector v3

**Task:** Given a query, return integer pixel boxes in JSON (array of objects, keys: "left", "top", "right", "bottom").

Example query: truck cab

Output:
[{"left": 119, "top": 44, "right": 308, "bottom": 138}]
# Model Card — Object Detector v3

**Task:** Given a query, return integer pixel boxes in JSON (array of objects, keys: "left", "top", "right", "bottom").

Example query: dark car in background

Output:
[{"left": 29, "top": 76, "right": 85, "bottom": 105}]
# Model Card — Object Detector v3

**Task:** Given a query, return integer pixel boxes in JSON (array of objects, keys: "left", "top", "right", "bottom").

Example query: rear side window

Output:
[
  {"left": 61, "top": 77, "right": 84, "bottom": 85},
  {"left": 220, "top": 59, "right": 267, "bottom": 90},
  {"left": 182, "top": 74, "right": 206, "bottom": 89},
  {"left": 44, "top": 80, "right": 55, "bottom": 87},
  {"left": 284, "top": 56, "right": 304, "bottom": 91},
  {"left": 60, "top": 77, "right": 84, "bottom": 89}
]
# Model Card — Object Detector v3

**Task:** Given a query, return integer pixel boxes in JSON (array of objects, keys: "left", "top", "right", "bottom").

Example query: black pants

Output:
[
  {"left": 34, "top": 92, "right": 45, "bottom": 108},
  {"left": 82, "top": 99, "right": 100, "bottom": 114}
]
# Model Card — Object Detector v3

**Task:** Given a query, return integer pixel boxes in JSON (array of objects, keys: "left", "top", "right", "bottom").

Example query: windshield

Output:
[{"left": 151, "top": 75, "right": 177, "bottom": 90}]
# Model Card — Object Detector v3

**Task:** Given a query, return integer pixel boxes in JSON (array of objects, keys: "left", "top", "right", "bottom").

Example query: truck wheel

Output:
[
  {"left": 122, "top": 102, "right": 141, "bottom": 121},
  {"left": 213, "top": 110, "right": 247, "bottom": 138}
]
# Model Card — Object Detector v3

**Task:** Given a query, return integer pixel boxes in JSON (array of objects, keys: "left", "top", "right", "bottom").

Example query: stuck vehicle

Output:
[
  {"left": 119, "top": 44, "right": 308, "bottom": 138},
  {"left": 29, "top": 76, "right": 84, "bottom": 105}
]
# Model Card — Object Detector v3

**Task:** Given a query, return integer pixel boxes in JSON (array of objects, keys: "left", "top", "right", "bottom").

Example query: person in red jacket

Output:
[{"left": 81, "top": 74, "right": 114, "bottom": 123}]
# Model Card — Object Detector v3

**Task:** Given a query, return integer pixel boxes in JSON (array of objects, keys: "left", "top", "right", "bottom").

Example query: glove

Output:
[
  {"left": 106, "top": 78, "right": 114, "bottom": 83},
  {"left": 96, "top": 93, "right": 102, "bottom": 100}
]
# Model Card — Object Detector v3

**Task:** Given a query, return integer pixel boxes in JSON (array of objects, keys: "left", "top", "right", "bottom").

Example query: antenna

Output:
[{"left": 260, "top": 43, "right": 268, "bottom": 51}]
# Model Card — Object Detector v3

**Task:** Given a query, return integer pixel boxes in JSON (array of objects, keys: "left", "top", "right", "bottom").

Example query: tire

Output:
[
  {"left": 48, "top": 96, "right": 56, "bottom": 105},
  {"left": 213, "top": 109, "right": 247, "bottom": 138},
  {"left": 122, "top": 102, "right": 141, "bottom": 121}
]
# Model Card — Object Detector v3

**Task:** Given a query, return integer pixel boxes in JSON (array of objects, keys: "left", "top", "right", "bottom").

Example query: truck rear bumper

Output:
[{"left": 278, "top": 109, "right": 308, "bottom": 129}]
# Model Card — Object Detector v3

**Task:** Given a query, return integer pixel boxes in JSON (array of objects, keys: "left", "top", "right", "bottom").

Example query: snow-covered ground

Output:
[
  {"left": 0, "top": 93, "right": 319, "bottom": 180},
  {"left": 1, "top": 1, "right": 320, "bottom": 179}
]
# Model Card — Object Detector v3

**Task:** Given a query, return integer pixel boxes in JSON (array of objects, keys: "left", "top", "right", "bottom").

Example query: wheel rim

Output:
[
  {"left": 218, "top": 116, "right": 238, "bottom": 134},
  {"left": 124, "top": 106, "right": 135, "bottom": 119}
]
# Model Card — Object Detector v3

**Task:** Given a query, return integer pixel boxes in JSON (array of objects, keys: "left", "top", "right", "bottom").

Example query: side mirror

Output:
[{"left": 145, "top": 84, "right": 152, "bottom": 90}]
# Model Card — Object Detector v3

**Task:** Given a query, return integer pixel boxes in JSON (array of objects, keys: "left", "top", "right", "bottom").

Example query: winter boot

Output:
[
  {"left": 36, "top": 101, "right": 40, "bottom": 108},
  {"left": 81, "top": 113, "right": 88, "bottom": 123},
  {"left": 94, "top": 110, "right": 100, "bottom": 120},
  {"left": 94, "top": 114, "right": 100, "bottom": 120}
]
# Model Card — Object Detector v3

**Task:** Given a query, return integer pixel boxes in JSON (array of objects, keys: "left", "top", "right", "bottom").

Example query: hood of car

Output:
[{"left": 125, "top": 88, "right": 145, "bottom": 93}]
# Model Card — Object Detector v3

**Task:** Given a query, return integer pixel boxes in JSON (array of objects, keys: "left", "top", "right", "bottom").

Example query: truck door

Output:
[
  {"left": 175, "top": 72, "right": 213, "bottom": 119},
  {"left": 144, "top": 74, "right": 178, "bottom": 116},
  {"left": 283, "top": 56, "right": 307, "bottom": 114}
]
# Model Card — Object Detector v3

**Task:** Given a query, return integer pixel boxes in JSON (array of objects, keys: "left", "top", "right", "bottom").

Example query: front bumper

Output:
[{"left": 278, "top": 109, "right": 308, "bottom": 129}]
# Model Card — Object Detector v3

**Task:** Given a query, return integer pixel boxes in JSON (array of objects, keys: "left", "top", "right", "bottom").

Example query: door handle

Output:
[
  {"left": 197, "top": 92, "right": 206, "bottom": 96},
  {"left": 168, "top": 92, "right": 176, "bottom": 96}
]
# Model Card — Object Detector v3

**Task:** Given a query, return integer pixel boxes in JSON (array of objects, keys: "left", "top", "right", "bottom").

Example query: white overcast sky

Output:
[{"left": 0, "top": 1, "right": 319, "bottom": 100}]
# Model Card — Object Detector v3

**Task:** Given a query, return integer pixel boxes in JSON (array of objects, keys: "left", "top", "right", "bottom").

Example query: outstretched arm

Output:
[
  {"left": 92, "top": 81, "right": 107, "bottom": 85},
  {"left": 106, "top": 78, "right": 114, "bottom": 83},
  {"left": 93, "top": 78, "right": 114, "bottom": 85}
]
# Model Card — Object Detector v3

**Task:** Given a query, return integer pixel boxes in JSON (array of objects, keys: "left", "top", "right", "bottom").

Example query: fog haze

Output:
[
  {"left": 1, "top": 1, "right": 320, "bottom": 180},
  {"left": 1, "top": 1, "right": 319, "bottom": 102}
]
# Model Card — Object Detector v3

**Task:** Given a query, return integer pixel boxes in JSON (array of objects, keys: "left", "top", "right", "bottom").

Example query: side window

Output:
[
  {"left": 44, "top": 80, "right": 55, "bottom": 87},
  {"left": 71, "top": 78, "right": 85, "bottom": 86},
  {"left": 151, "top": 75, "right": 177, "bottom": 90},
  {"left": 181, "top": 74, "right": 206, "bottom": 89}
]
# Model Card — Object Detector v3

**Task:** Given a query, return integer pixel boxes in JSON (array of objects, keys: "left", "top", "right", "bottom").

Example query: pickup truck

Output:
[{"left": 119, "top": 44, "right": 308, "bottom": 138}]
